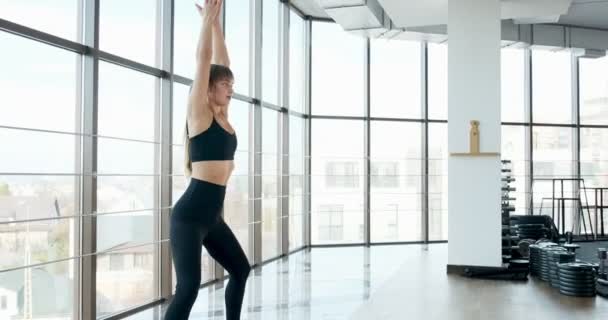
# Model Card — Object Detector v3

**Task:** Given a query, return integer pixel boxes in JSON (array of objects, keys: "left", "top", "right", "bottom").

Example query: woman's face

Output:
[{"left": 209, "top": 78, "right": 234, "bottom": 107}]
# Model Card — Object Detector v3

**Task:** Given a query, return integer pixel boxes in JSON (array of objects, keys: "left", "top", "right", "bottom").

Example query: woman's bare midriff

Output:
[{"left": 191, "top": 160, "right": 234, "bottom": 186}]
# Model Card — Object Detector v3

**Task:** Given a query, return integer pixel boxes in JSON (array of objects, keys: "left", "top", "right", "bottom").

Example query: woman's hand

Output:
[{"left": 195, "top": 0, "right": 222, "bottom": 25}]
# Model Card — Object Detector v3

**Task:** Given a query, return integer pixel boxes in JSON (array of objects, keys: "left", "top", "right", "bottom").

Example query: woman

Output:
[{"left": 164, "top": 1, "right": 250, "bottom": 319}]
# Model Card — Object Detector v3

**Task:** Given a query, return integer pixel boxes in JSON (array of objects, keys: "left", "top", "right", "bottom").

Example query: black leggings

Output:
[{"left": 164, "top": 178, "right": 251, "bottom": 320}]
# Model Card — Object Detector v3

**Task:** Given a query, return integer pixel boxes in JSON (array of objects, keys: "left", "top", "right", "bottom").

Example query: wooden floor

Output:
[
  {"left": 352, "top": 244, "right": 608, "bottom": 320},
  {"left": 127, "top": 243, "right": 607, "bottom": 320}
]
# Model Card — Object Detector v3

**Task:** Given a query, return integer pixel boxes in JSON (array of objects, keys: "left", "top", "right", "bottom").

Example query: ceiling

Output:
[{"left": 289, "top": 0, "right": 608, "bottom": 30}]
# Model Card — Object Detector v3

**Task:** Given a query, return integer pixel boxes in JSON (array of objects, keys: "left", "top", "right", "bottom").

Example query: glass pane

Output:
[
  {"left": 0, "top": 261, "right": 75, "bottom": 319},
  {"left": 532, "top": 50, "right": 572, "bottom": 124},
  {"left": 532, "top": 127, "right": 575, "bottom": 229},
  {"left": 262, "top": 109, "right": 279, "bottom": 260},
  {"left": 225, "top": 0, "right": 250, "bottom": 95},
  {"left": 97, "top": 176, "right": 155, "bottom": 213},
  {"left": 172, "top": 174, "right": 188, "bottom": 206},
  {"left": 311, "top": 22, "right": 365, "bottom": 117},
  {"left": 172, "top": 83, "right": 190, "bottom": 146},
  {"left": 262, "top": 109, "right": 279, "bottom": 173},
  {"left": 501, "top": 126, "right": 527, "bottom": 215},
  {"left": 370, "top": 122, "right": 422, "bottom": 242},
  {"left": 97, "top": 211, "right": 154, "bottom": 252},
  {"left": 96, "top": 244, "right": 155, "bottom": 317},
  {"left": 0, "top": 128, "right": 76, "bottom": 174},
  {"left": 0, "top": 218, "right": 75, "bottom": 271},
  {"left": 0, "top": 175, "right": 77, "bottom": 219},
  {"left": 289, "top": 212, "right": 304, "bottom": 250},
  {"left": 370, "top": 39, "right": 421, "bottom": 119},
  {"left": 501, "top": 48, "right": 525, "bottom": 123},
  {"left": 289, "top": 11, "right": 305, "bottom": 113},
  {"left": 0, "top": 176, "right": 77, "bottom": 318},
  {"left": 100, "top": 0, "right": 157, "bottom": 66},
  {"left": 262, "top": 0, "right": 279, "bottom": 105},
  {"left": 580, "top": 56, "right": 608, "bottom": 125},
  {"left": 428, "top": 123, "right": 448, "bottom": 240},
  {"left": 224, "top": 100, "right": 250, "bottom": 260},
  {"left": 580, "top": 128, "right": 608, "bottom": 235},
  {"left": 172, "top": 145, "right": 186, "bottom": 178},
  {"left": 311, "top": 119, "right": 364, "bottom": 244},
  {"left": 289, "top": 116, "right": 305, "bottom": 250},
  {"left": 97, "top": 138, "right": 155, "bottom": 175},
  {"left": 98, "top": 62, "right": 156, "bottom": 142},
  {"left": 0, "top": 31, "right": 78, "bottom": 132},
  {"left": 0, "top": 0, "right": 79, "bottom": 41},
  {"left": 289, "top": 116, "right": 305, "bottom": 175},
  {"left": 428, "top": 43, "right": 447, "bottom": 120},
  {"left": 174, "top": 0, "right": 200, "bottom": 78},
  {"left": 581, "top": 128, "right": 608, "bottom": 187},
  {"left": 533, "top": 127, "right": 574, "bottom": 178}
]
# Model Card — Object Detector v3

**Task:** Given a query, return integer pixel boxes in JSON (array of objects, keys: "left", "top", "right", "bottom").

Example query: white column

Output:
[{"left": 448, "top": 0, "right": 502, "bottom": 267}]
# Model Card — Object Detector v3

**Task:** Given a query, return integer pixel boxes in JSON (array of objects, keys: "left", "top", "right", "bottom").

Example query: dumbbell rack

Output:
[
  {"left": 461, "top": 160, "right": 528, "bottom": 280},
  {"left": 502, "top": 160, "right": 517, "bottom": 262}
]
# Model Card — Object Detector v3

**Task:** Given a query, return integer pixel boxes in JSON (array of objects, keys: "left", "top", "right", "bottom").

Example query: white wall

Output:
[{"left": 448, "top": 0, "right": 502, "bottom": 267}]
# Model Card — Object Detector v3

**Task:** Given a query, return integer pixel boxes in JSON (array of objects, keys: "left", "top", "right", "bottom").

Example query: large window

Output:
[
  {"left": 289, "top": 10, "right": 306, "bottom": 114},
  {"left": 225, "top": 0, "right": 251, "bottom": 95},
  {"left": 311, "top": 120, "right": 364, "bottom": 244},
  {"left": 96, "top": 62, "right": 157, "bottom": 317},
  {"left": 580, "top": 56, "right": 608, "bottom": 125},
  {"left": 370, "top": 122, "right": 422, "bottom": 242},
  {"left": 370, "top": 39, "right": 422, "bottom": 119},
  {"left": 532, "top": 50, "right": 573, "bottom": 124},
  {"left": 311, "top": 22, "right": 365, "bottom": 117},
  {"left": 0, "top": 31, "right": 78, "bottom": 320}
]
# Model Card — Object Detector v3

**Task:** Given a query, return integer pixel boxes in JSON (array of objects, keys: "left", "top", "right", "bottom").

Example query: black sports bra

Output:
[{"left": 188, "top": 118, "right": 237, "bottom": 161}]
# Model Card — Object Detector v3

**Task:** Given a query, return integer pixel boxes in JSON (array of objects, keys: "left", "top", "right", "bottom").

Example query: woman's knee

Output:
[
  {"left": 234, "top": 263, "right": 251, "bottom": 283},
  {"left": 175, "top": 280, "right": 201, "bottom": 300}
]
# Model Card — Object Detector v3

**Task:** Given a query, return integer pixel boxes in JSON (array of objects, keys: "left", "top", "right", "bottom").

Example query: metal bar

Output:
[
  {"left": 524, "top": 48, "right": 536, "bottom": 216},
  {"left": 101, "top": 298, "right": 166, "bottom": 320},
  {"left": 0, "top": 241, "right": 168, "bottom": 274},
  {"left": 364, "top": 37, "right": 371, "bottom": 246},
  {"left": 572, "top": 53, "right": 582, "bottom": 234},
  {"left": 97, "top": 50, "right": 169, "bottom": 78},
  {"left": 159, "top": 0, "right": 175, "bottom": 301},
  {"left": 80, "top": 1, "right": 99, "bottom": 318},
  {"left": 421, "top": 41, "right": 429, "bottom": 244},
  {"left": 0, "top": 125, "right": 162, "bottom": 144},
  {"left": 526, "top": 48, "right": 534, "bottom": 215},
  {"left": 251, "top": 0, "right": 263, "bottom": 265},
  {"left": 0, "top": 17, "right": 86, "bottom": 53},
  {"left": 304, "top": 18, "right": 312, "bottom": 247},
  {"left": 279, "top": 0, "right": 290, "bottom": 255}
]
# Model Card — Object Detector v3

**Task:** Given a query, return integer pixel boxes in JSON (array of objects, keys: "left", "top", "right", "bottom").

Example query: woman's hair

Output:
[{"left": 183, "top": 64, "right": 234, "bottom": 177}]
